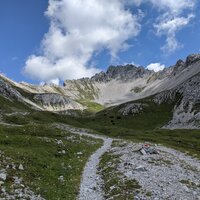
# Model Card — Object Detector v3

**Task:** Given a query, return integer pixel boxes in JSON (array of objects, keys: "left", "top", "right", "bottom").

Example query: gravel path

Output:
[
  {"left": 78, "top": 138, "right": 112, "bottom": 200},
  {"left": 55, "top": 124, "right": 113, "bottom": 200},
  {"left": 56, "top": 124, "right": 200, "bottom": 199},
  {"left": 110, "top": 141, "right": 200, "bottom": 200}
]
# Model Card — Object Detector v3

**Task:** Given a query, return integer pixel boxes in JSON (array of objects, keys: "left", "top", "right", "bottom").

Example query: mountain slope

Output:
[
  {"left": 62, "top": 54, "right": 200, "bottom": 106},
  {"left": 7, "top": 54, "right": 199, "bottom": 111},
  {"left": 0, "top": 74, "right": 85, "bottom": 112},
  {"left": 0, "top": 54, "right": 200, "bottom": 128}
]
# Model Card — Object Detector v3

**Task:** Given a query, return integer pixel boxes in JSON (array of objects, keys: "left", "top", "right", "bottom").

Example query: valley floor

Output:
[
  {"left": 101, "top": 140, "right": 200, "bottom": 200},
  {"left": 0, "top": 122, "right": 200, "bottom": 200}
]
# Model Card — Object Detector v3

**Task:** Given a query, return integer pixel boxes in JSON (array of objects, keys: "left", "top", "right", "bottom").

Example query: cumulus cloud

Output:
[
  {"left": 146, "top": 63, "right": 165, "bottom": 72},
  {"left": 24, "top": 0, "right": 142, "bottom": 84},
  {"left": 123, "top": 0, "right": 142, "bottom": 6},
  {"left": 155, "top": 14, "right": 194, "bottom": 52},
  {"left": 23, "top": 0, "right": 197, "bottom": 82},
  {"left": 149, "top": 0, "right": 195, "bottom": 14},
  {"left": 151, "top": 0, "right": 196, "bottom": 53}
]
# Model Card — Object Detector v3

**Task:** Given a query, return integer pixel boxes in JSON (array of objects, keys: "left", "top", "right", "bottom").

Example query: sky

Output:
[{"left": 0, "top": 0, "right": 200, "bottom": 84}]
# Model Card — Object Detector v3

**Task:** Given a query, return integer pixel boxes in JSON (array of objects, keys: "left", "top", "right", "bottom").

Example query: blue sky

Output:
[{"left": 0, "top": 0, "right": 200, "bottom": 84}]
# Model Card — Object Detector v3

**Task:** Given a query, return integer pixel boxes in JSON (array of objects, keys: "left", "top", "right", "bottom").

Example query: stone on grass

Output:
[
  {"left": 58, "top": 176, "right": 64, "bottom": 182},
  {"left": 0, "top": 172, "right": 7, "bottom": 181},
  {"left": 19, "top": 164, "right": 24, "bottom": 170},
  {"left": 0, "top": 181, "right": 4, "bottom": 185},
  {"left": 56, "top": 140, "right": 63, "bottom": 145}
]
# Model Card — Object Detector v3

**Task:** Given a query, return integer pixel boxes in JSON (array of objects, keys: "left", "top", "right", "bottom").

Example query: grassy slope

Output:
[
  {"left": 0, "top": 95, "right": 30, "bottom": 113},
  {"left": 0, "top": 96, "right": 102, "bottom": 199},
  {"left": 74, "top": 97, "right": 200, "bottom": 159},
  {"left": 0, "top": 124, "right": 102, "bottom": 199},
  {"left": 2, "top": 93, "right": 200, "bottom": 159},
  {"left": 76, "top": 97, "right": 175, "bottom": 133}
]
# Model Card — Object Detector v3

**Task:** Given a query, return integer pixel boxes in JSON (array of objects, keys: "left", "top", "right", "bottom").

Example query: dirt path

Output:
[
  {"left": 56, "top": 124, "right": 113, "bottom": 200},
  {"left": 55, "top": 124, "right": 200, "bottom": 199}
]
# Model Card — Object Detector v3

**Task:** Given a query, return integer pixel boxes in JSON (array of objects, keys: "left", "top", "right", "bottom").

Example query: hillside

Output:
[{"left": 1, "top": 54, "right": 200, "bottom": 128}]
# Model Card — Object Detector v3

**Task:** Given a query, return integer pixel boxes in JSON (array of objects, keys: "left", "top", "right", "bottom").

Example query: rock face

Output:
[
  {"left": 33, "top": 93, "right": 84, "bottom": 111},
  {"left": 158, "top": 73, "right": 200, "bottom": 129},
  {"left": 0, "top": 74, "right": 84, "bottom": 112},
  {"left": 0, "top": 77, "right": 23, "bottom": 100},
  {"left": 91, "top": 65, "right": 152, "bottom": 82},
  {"left": 62, "top": 54, "right": 200, "bottom": 106}
]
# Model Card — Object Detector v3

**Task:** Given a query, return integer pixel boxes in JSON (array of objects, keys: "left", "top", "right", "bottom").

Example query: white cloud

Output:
[
  {"left": 151, "top": 0, "right": 196, "bottom": 53},
  {"left": 123, "top": 0, "right": 142, "bottom": 6},
  {"left": 149, "top": 0, "right": 195, "bottom": 14},
  {"left": 146, "top": 63, "right": 165, "bottom": 72},
  {"left": 155, "top": 14, "right": 194, "bottom": 52},
  {"left": 24, "top": 0, "right": 142, "bottom": 83}
]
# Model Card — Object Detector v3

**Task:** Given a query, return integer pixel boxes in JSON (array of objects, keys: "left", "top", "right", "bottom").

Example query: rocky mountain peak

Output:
[
  {"left": 185, "top": 54, "right": 200, "bottom": 66},
  {"left": 91, "top": 64, "right": 151, "bottom": 82},
  {"left": 175, "top": 59, "right": 185, "bottom": 67},
  {"left": 171, "top": 54, "right": 200, "bottom": 77}
]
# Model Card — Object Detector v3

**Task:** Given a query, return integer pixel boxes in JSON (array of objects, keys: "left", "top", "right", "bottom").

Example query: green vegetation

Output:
[
  {"left": 73, "top": 79, "right": 98, "bottom": 100},
  {"left": 74, "top": 97, "right": 200, "bottom": 159},
  {"left": 0, "top": 91, "right": 200, "bottom": 199},
  {"left": 1, "top": 93, "right": 200, "bottom": 160},
  {"left": 76, "top": 97, "right": 174, "bottom": 133},
  {"left": 0, "top": 95, "right": 104, "bottom": 199},
  {"left": 180, "top": 179, "right": 200, "bottom": 189},
  {"left": 78, "top": 99, "right": 105, "bottom": 113},
  {"left": 0, "top": 124, "right": 102, "bottom": 199},
  {"left": 0, "top": 95, "right": 30, "bottom": 112},
  {"left": 99, "top": 150, "right": 141, "bottom": 199}
]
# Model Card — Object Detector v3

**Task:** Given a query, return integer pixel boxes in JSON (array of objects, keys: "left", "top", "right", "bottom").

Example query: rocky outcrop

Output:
[
  {"left": 62, "top": 54, "right": 200, "bottom": 106},
  {"left": 0, "top": 78, "right": 23, "bottom": 100},
  {"left": 185, "top": 54, "right": 200, "bottom": 66},
  {"left": 91, "top": 64, "right": 152, "bottom": 82},
  {"left": 118, "top": 103, "right": 148, "bottom": 116},
  {"left": 33, "top": 93, "right": 84, "bottom": 111},
  {"left": 162, "top": 73, "right": 200, "bottom": 129},
  {"left": 0, "top": 75, "right": 84, "bottom": 112}
]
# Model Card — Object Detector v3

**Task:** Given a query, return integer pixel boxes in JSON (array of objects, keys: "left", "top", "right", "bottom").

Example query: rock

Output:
[
  {"left": 12, "top": 163, "right": 16, "bottom": 169},
  {"left": 182, "top": 185, "right": 190, "bottom": 193},
  {"left": 61, "top": 150, "right": 66, "bottom": 154},
  {"left": 58, "top": 176, "right": 64, "bottom": 182},
  {"left": 0, "top": 172, "right": 7, "bottom": 181},
  {"left": 33, "top": 93, "right": 84, "bottom": 111},
  {"left": 18, "top": 192, "right": 23, "bottom": 198},
  {"left": 19, "top": 164, "right": 24, "bottom": 170},
  {"left": 186, "top": 54, "right": 200, "bottom": 66},
  {"left": 90, "top": 63, "right": 153, "bottom": 83},
  {"left": 139, "top": 143, "right": 159, "bottom": 155},
  {"left": 140, "top": 149, "right": 147, "bottom": 155},
  {"left": 68, "top": 165, "right": 72, "bottom": 169},
  {"left": 197, "top": 196, "right": 200, "bottom": 200},
  {"left": 0, "top": 181, "right": 4, "bottom": 185},
  {"left": 56, "top": 140, "right": 63, "bottom": 145},
  {"left": 135, "top": 165, "right": 147, "bottom": 172},
  {"left": 1, "top": 187, "right": 6, "bottom": 193}
]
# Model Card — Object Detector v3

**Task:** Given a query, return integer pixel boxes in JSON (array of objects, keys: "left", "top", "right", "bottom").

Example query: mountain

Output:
[
  {"left": 18, "top": 54, "right": 199, "bottom": 108},
  {"left": 0, "top": 73, "right": 85, "bottom": 112},
  {"left": 0, "top": 54, "right": 200, "bottom": 128}
]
